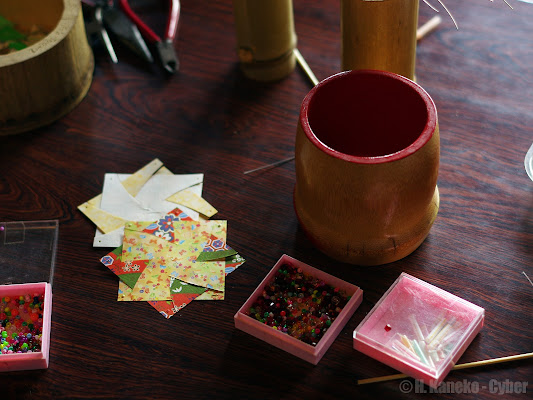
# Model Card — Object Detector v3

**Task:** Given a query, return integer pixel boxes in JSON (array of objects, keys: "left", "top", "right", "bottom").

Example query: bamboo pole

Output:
[
  {"left": 232, "top": 0, "right": 297, "bottom": 81},
  {"left": 341, "top": 0, "right": 419, "bottom": 80}
]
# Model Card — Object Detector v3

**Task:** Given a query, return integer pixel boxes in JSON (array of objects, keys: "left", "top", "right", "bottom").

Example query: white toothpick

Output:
[
  {"left": 523, "top": 271, "right": 533, "bottom": 287},
  {"left": 436, "top": 0, "right": 459, "bottom": 29},
  {"left": 422, "top": 0, "right": 440, "bottom": 13},
  {"left": 502, "top": 0, "right": 514, "bottom": 9}
]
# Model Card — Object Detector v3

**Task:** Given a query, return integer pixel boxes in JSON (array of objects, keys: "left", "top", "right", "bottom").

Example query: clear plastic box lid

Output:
[{"left": 0, "top": 220, "right": 58, "bottom": 286}]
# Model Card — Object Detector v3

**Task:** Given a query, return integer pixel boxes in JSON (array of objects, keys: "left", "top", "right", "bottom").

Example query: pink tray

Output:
[
  {"left": 353, "top": 273, "right": 484, "bottom": 387},
  {"left": 234, "top": 254, "right": 363, "bottom": 364},
  {"left": 0, "top": 282, "right": 52, "bottom": 372}
]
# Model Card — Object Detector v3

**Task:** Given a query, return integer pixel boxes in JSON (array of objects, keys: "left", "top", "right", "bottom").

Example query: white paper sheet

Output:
[{"left": 93, "top": 173, "right": 204, "bottom": 247}]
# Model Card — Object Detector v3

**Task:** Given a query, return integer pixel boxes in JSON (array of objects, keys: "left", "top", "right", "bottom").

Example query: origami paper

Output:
[
  {"left": 167, "top": 189, "right": 218, "bottom": 218},
  {"left": 94, "top": 173, "right": 203, "bottom": 247},
  {"left": 121, "top": 226, "right": 181, "bottom": 263},
  {"left": 100, "top": 208, "right": 193, "bottom": 290},
  {"left": 78, "top": 158, "right": 206, "bottom": 247},
  {"left": 174, "top": 259, "right": 225, "bottom": 292},
  {"left": 92, "top": 173, "right": 244, "bottom": 318},
  {"left": 116, "top": 217, "right": 227, "bottom": 300},
  {"left": 148, "top": 296, "right": 196, "bottom": 319},
  {"left": 136, "top": 207, "right": 193, "bottom": 243},
  {"left": 196, "top": 234, "right": 237, "bottom": 262},
  {"left": 117, "top": 260, "right": 172, "bottom": 301},
  {"left": 100, "top": 246, "right": 149, "bottom": 289},
  {"left": 170, "top": 279, "right": 206, "bottom": 296},
  {"left": 135, "top": 175, "right": 204, "bottom": 214},
  {"left": 142, "top": 280, "right": 206, "bottom": 319},
  {"left": 77, "top": 204, "right": 126, "bottom": 234},
  {"left": 195, "top": 254, "right": 246, "bottom": 300},
  {"left": 223, "top": 253, "right": 246, "bottom": 275},
  {"left": 79, "top": 158, "right": 164, "bottom": 226},
  {"left": 196, "top": 289, "right": 225, "bottom": 301},
  {"left": 120, "top": 158, "right": 165, "bottom": 197}
]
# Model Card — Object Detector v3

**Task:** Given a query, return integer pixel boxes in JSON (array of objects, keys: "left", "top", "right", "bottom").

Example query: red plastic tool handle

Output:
[
  {"left": 166, "top": 0, "right": 180, "bottom": 42},
  {"left": 119, "top": 0, "right": 180, "bottom": 44}
]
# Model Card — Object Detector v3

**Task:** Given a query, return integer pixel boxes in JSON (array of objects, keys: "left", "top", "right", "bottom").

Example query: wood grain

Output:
[{"left": 0, "top": 0, "right": 531, "bottom": 398}]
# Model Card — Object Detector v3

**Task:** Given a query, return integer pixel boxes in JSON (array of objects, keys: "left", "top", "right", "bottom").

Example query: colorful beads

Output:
[
  {"left": 247, "top": 263, "right": 349, "bottom": 346},
  {"left": 0, "top": 292, "right": 44, "bottom": 354}
]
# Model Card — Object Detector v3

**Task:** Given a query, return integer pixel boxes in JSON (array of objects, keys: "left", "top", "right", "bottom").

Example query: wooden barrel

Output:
[{"left": 0, "top": 0, "right": 94, "bottom": 135}]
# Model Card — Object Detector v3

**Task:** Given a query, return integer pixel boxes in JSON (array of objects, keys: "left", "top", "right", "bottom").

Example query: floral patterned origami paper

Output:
[{"left": 100, "top": 207, "right": 246, "bottom": 318}]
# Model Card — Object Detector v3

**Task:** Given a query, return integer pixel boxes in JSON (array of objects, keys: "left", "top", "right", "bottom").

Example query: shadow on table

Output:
[{"left": 217, "top": 328, "right": 314, "bottom": 397}]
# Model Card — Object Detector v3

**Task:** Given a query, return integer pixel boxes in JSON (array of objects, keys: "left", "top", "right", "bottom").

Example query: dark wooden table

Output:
[{"left": 1, "top": 0, "right": 532, "bottom": 398}]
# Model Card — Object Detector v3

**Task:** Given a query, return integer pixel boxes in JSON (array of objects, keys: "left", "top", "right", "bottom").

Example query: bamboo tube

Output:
[
  {"left": 0, "top": 0, "right": 94, "bottom": 135},
  {"left": 341, "top": 0, "right": 419, "bottom": 80},
  {"left": 232, "top": 0, "right": 297, "bottom": 82}
]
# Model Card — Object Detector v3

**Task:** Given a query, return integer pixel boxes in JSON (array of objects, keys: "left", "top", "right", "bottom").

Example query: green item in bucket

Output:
[
  {"left": 0, "top": 15, "right": 48, "bottom": 54},
  {"left": 0, "top": 15, "right": 27, "bottom": 53},
  {"left": 0, "top": 15, "right": 26, "bottom": 41}
]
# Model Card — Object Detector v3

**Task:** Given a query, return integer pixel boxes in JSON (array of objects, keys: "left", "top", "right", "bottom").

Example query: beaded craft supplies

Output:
[
  {"left": 0, "top": 293, "right": 44, "bottom": 355},
  {"left": 235, "top": 254, "right": 363, "bottom": 364},
  {"left": 247, "top": 263, "right": 349, "bottom": 346}
]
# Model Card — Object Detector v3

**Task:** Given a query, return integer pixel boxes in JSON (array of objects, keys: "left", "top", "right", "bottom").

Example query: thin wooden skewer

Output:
[
  {"left": 243, "top": 156, "right": 295, "bottom": 175},
  {"left": 357, "top": 352, "right": 533, "bottom": 385},
  {"left": 294, "top": 48, "right": 319, "bottom": 86},
  {"left": 523, "top": 271, "right": 533, "bottom": 287}
]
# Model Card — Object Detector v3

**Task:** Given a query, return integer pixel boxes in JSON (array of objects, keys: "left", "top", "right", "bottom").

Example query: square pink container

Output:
[
  {"left": 234, "top": 254, "right": 363, "bottom": 365},
  {"left": 0, "top": 220, "right": 57, "bottom": 372},
  {"left": 353, "top": 273, "right": 484, "bottom": 388},
  {"left": 0, "top": 282, "right": 52, "bottom": 371}
]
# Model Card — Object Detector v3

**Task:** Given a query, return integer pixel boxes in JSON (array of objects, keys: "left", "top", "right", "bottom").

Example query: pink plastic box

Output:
[
  {"left": 234, "top": 254, "right": 363, "bottom": 364},
  {"left": 353, "top": 273, "right": 484, "bottom": 387},
  {"left": 0, "top": 220, "right": 57, "bottom": 372}
]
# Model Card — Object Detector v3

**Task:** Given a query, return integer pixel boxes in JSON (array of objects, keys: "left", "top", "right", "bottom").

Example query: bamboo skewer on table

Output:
[
  {"left": 357, "top": 352, "right": 533, "bottom": 385},
  {"left": 417, "top": 15, "right": 442, "bottom": 41}
]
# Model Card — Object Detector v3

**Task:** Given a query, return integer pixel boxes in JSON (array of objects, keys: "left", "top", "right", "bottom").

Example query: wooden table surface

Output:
[{"left": 1, "top": 0, "right": 532, "bottom": 398}]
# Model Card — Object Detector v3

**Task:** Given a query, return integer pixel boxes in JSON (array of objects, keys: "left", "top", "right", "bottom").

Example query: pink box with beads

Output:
[
  {"left": 353, "top": 273, "right": 484, "bottom": 388},
  {"left": 234, "top": 254, "right": 363, "bottom": 365},
  {"left": 0, "top": 220, "right": 57, "bottom": 372}
]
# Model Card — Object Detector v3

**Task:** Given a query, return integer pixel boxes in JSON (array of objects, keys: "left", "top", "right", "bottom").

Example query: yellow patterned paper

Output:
[
  {"left": 173, "top": 220, "right": 226, "bottom": 242},
  {"left": 122, "top": 224, "right": 181, "bottom": 263},
  {"left": 173, "top": 259, "right": 225, "bottom": 292},
  {"left": 121, "top": 158, "right": 164, "bottom": 197},
  {"left": 169, "top": 220, "right": 227, "bottom": 292},
  {"left": 77, "top": 203, "right": 126, "bottom": 233},
  {"left": 117, "top": 260, "right": 172, "bottom": 301},
  {"left": 196, "top": 289, "right": 225, "bottom": 300},
  {"left": 167, "top": 189, "right": 218, "bottom": 218},
  {"left": 78, "top": 159, "right": 164, "bottom": 231}
]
